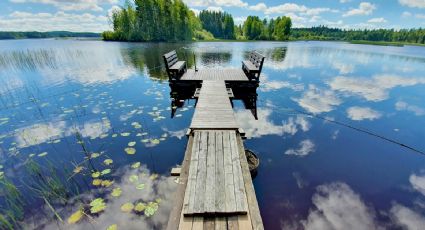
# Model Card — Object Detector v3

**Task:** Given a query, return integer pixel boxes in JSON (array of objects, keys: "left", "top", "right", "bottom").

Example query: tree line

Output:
[
  {"left": 102, "top": 0, "right": 424, "bottom": 45},
  {"left": 290, "top": 26, "right": 425, "bottom": 44},
  {"left": 102, "top": 0, "right": 292, "bottom": 41},
  {"left": 0, "top": 31, "right": 100, "bottom": 40}
]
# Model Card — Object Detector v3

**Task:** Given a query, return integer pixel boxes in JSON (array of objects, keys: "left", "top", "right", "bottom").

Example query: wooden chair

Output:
[
  {"left": 242, "top": 51, "right": 265, "bottom": 81},
  {"left": 163, "top": 50, "right": 187, "bottom": 80}
]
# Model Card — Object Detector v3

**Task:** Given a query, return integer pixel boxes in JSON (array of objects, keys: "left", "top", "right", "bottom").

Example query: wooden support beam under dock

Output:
[{"left": 167, "top": 68, "right": 264, "bottom": 230}]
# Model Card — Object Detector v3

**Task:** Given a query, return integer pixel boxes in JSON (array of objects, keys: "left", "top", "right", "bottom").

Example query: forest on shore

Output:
[
  {"left": 103, "top": 0, "right": 425, "bottom": 45},
  {"left": 0, "top": 31, "right": 100, "bottom": 40},
  {"left": 102, "top": 0, "right": 292, "bottom": 42}
]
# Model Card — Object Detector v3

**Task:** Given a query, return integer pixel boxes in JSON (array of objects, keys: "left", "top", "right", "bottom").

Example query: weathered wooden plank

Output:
[
  {"left": 227, "top": 216, "right": 239, "bottom": 230},
  {"left": 203, "top": 217, "right": 215, "bottom": 230},
  {"left": 179, "top": 216, "right": 194, "bottom": 230},
  {"left": 223, "top": 131, "right": 237, "bottom": 213},
  {"left": 229, "top": 132, "right": 248, "bottom": 213},
  {"left": 167, "top": 134, "right": 194, "bottom": 230},
  {"left": 184, "top": 131, "right": 201, "bottom": 214},
  {"left": 237, "top": 214, "right": 252, "bottom": 230},
  {"left": 214, "top": 217, "right": 226, "bottom": 230},
  {"left": 192, "top": 216, "right": 204, "bottom": 230},
  {"left": 190, "top": 81, "right": 239, "bottom": 130},
  {"left": 215, "top": 131, "right": 225, "bottom": 212},
  {"left": 236, "top": 134, "right": 264, "bottom": 230},
  {"left": 193, "top": 131, "right": 208, "bottom": 214},
  {"left": 205, "top": 131, "right": 216, "bottom": 213}
]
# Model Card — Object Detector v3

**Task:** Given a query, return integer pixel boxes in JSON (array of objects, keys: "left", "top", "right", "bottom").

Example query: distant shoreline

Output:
[
  {"left": 2, "top": 34, "right": 425, "bottom": 48},
  {"left": 0, "top": 31, "right": 101, "bottom": 40}
]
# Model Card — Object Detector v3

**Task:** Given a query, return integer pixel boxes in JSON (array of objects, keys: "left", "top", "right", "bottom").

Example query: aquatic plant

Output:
[{"left": 0, "top": 178, "right": 25, "bottom": 228}]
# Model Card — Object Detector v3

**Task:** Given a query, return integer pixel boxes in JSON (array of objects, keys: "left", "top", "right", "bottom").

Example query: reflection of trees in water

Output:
[
  {"left": 120, "top": 43, "right": 196, "bottom": 80},
  {"left": 270, "top": 47, "right": 287, "bottom": 62},
  {"left": 243, "top": 47, "right": 287, "bottom": 63},
  {"left": 199, "top": 52, "right": 232, "bottom": 66}
]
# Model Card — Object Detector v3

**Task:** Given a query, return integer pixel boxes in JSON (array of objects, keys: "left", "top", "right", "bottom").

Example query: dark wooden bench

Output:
[
  {"left": 163, "top": 50, "right": 186, "bottom": 80},
  {"left": 242, "top": 51, "right": 265, "bottom": 81}
]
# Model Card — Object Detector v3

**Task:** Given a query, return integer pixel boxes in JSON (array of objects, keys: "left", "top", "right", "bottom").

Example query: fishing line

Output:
[{"left": 255, "top": 97, "right": 425, "bottom": 155}]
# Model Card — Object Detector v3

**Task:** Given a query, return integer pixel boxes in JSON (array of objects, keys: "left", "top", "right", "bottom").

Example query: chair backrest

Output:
[
  {"left": 163, "top": 50, "right": 178, "bottom": 71},
  {"left": 249, "top": 51, "right": 265, "bottom": 73}
]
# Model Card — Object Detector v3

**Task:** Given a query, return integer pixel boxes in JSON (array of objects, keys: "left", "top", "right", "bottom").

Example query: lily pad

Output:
[
  {"left": 134, "top": 202, "right": 146, "bottom": 212},
  {"left": 131, "top": 162, "right": 140, "bottom": 169},
  {"left": 129, "top": 174, "right": 138, "bottom": 183},
  {"left": 92, "top": 179, "right": 102, "bottom": 186},
  {"left": 101, "top": 180, "right": 114, "bottom": 187},
  {"left": 150, "top": 139, "right": 160, "bottom": 145},
  {"left": 91, "top": 171, "right": 101, "bottom": 178},
  {"left": 128, "top": 141, "right": 136, "bottom": 147},
  {"left": 104, "top": 159, "right": 113, "bottom": 165},
  {"left": 125, "top": 147, "right": 136, "bottom": 155},
  {"left": 112, "top": 134, "right": 118, "bottom": 138},
  {"left": 111, "top": 187, "right": 122, "bottom": 197},
  {"left": 91, "top": 153, "right": 100, "bottom": 158},
  {"left": 120, "top": 202, "right": 134, "bottom": 212},
  {"left": 136, "top": 183, "right": 145, "bottom": 190},
  {"left": 101, "top": 169, "right": 111, "bottom": 175},
  {"left": 144, "top": 202, "right": 159, "bottom": 217},
  {"left": 38, "top": 152, "right": 48, "bottom": 157},
  {"left": 106, "top": 224, "right": 117, "bottom": 230},
  {"left": 121, "top": 132, "right": 130, "bottom": 137},
  {"left": 90, "top": 198, "right": 106, "bottom": 214},
  {"left": 67, "top": 209, "right": 83, "bottom": 224}
]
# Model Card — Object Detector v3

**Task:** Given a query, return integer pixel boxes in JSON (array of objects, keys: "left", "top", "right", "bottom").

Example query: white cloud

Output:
[
  {"left": 340, "top": 0, "right": 351, "bottom": 3},
  {"left": 333, "top": 62, "right": 355, "bottom": 74},
  {"left": 260, "top": 75, "right": 304, "bottom": 92},
  {"left": 69, "top": 119, "right": 112, "bottom": 139},
  {"left": 249, "top": 3, "right": 267, "bottom": 11},
  {"left": 263, "top": 3, "right": 334, "bottom": 16},
  {"left": 0, "top": 10, "right": 109, "bottom": 32},
  {"left": 183, "top": 0, "right": 248, "bottom": 8},
  {"left": 410, "top": 173, "right": 425, "bottom": 196},
  {"left": 390, "top": 204, "right": 425, "bottom": 230},
  {"left": 235, "top": 109, "right": 310, "bottom": 138},
  {"left": 9, "top": 0, "right": 118, "bottom": 12},
  {"left": 233, "top": 16, "right": 246, "bottom": 26},
  {"left": 206, "top": 6, "right": 223, "bottom": 12},
  {"left": 15, "top": 121, "right": 66, "bottom": 148},
  {"left": 368, "top": 17, "right": 387, "bottom": 23},
  {"left": 294, "top": 85, "right": 342, "bottom": 114},
  {"left": 301, "top": 182, "right": 378, "bottom": 230},
  {"left": 399, "top": 0, "right": 425, "bottom": 8},
  {"left": 416, "top": 13, "right": 425, "bottom": 19},
  {"left": 346, "top": 106, "right": 382, "bottom": 121},
  {"left": 265, "top": 3, "right": 307, "bottom": 14},
  {"left": 343, "top": 2, "right": 376, "bottom": 17},
  {"left": 402, "top": 11, "right": 413, "bottom": 17},
  {"left": 395, "top": 101, "right": 425, "bottom": 116},
  {"left": 329, "top": 75, "right": 425, "bottom": 102},
  {"left": 15, "top": 119, "right": 111, "bottom": 148},
  {"left": 285, "top": 139, "right": 315, "bottom": 157}
]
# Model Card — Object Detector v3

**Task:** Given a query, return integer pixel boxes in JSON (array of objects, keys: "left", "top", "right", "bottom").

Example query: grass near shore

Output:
[{"left": 349, "top": 40, "right": 425, "bottom": 47}]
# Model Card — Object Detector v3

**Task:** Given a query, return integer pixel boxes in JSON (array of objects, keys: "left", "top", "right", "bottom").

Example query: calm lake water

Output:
[{"left": 1, "top": 39, "right": 425, "bottom": 229}]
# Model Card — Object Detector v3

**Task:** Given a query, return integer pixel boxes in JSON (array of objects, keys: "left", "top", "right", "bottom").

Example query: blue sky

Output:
[{"left": 0, "top": 0, "right": 424, "bottom": 32}]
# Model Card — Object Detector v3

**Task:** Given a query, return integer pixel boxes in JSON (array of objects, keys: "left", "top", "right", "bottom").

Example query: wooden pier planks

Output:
[
  {"left": 190, "top": 81, "right": 239, "bottom": 129},
  {"left": 182, "top": 130, "right": 248, "bottom": 216},
  {"left": 180, "top": 69, "right": 249, "bottom": 81}
]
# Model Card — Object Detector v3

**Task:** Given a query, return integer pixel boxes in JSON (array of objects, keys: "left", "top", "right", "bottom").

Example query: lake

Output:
[{"left": 0, "top": 39, "right": 425, "bottom": 229}]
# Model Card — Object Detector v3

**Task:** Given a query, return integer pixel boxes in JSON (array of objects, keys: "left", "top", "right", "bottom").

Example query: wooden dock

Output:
[
  {"left": 180, "top": 69, "right": 250, "bottom": 82},
  {"left": 166, "top": 68, "right": 264, "bottom": 230}
]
